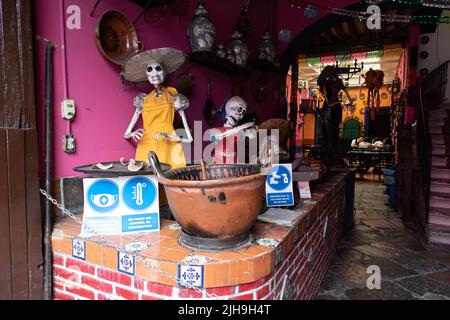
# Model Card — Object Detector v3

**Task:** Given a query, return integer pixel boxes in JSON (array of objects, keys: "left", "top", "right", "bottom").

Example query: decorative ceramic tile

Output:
[
  {"left": 117, "top": 251, "right": 135, "bottom": 275},
  {"left": 254, "top": 237, "right": 280, "bottom": 248},
  {"left": 72, "top": 238, "right": 86, "bottom": 260},
  {"left": 280, "top": 275, "right": 296, "bottom": 300},
  {"left": 178, "top": 264, "right": 204, "bottom": 288},
  {"left": 275, "top": 245, "right": 283, "bottom": 266},
  {"left": 166, "top": 223, "right": 182, "bottom": 230},
  {"left": 125, "top": 240, "right": 150, "bottom": 253},
  {"left": 182, "top": 253, "right": 210, "bottom": 265}
]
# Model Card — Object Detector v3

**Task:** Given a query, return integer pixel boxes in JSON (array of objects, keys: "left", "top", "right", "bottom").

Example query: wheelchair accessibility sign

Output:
[
  {"left": 266, "top": 164, "right": 294, "bottom": 207},
  {"left": 81, "top": 176, "right": 159, "bottom": 236}
]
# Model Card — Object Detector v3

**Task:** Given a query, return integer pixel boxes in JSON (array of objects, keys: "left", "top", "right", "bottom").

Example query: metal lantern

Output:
[
  {"left": 227, "top": 30, "right": 249, "bottom": 67},
  {"left": 257, "top": 31, "right": 276, "bottom": 63},
  {"left": 187, "top": 1, "right": 216, "bottom": 52},
  {"left": 304, "top": 4, "right": 320, "bottom": 20}
]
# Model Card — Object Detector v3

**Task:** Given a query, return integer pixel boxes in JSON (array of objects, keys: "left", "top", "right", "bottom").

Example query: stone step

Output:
[
  {"left": 430, "top": 103, "right": 450, "bottom": 111},
  {"left": 430, "top": 195, "right": 450, "bottom": 210},
  {"left": 431, "top": 181, "right": 450, "bottom": 197},
  {"left": 431, "top": 168, "right": 450, "bottom": 181},
  {"left": 431, "top": 134, "right": 449, "bottom": 146},
  {"left": 429, "top": 111, "right": 449, "bottom": 119},
  {"left": 429, "top": 214, "right": 450, "bottom": 227},
  {"left": 432, "top": 145, "right": 450, "bottom": 157},
  {"left": 432, "top": 156, "right": 449, "bottom": 168}
]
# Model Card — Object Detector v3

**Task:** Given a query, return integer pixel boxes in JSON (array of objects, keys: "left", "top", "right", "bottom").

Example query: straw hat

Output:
[{"left": 121, "top": 48, "right": 187, "bottom": 85}]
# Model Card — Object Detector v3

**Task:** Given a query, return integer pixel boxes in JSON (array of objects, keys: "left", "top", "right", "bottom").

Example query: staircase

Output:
[{"left": 428, "top": 103, "right": 450, "bottom": 246}]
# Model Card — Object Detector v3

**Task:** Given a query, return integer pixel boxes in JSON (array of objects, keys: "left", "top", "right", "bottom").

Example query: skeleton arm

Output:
[
  {"left": 209, "top": 122, "right": 255, "bottom": 143},
  {"left": 155, "top": 94, "right": 193, "bottom": 143},
  {"left": 124, "top": 93, "right": 146, "bottom": 142}
]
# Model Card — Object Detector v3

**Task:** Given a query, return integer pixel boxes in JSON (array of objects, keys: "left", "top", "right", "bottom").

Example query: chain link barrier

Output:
[{"left": 40, "top": 188, "right": 218, "bottom": 299}]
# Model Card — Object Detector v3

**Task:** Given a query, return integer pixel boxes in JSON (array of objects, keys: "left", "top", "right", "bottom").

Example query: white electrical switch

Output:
[
  {"left": 63, "top": 134, "right": 76, "bottom": 153},
  {"left": 61, "top": 99, "right": 76, "bottom": 120}
]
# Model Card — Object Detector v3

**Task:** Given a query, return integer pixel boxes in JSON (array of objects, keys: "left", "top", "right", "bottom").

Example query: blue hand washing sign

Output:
[
  {"left": 266, "top": 164, "right": 294, "bottom": 207},
  {"left": 87, "top": 179, "right": 119, "bottom": 212}
]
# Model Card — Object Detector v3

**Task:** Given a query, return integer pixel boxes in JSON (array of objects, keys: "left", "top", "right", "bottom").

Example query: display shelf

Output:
[
  {"left": 188, "top": 51, "right": 249, "bottom": 75},
  {"left": 247, "top": 59, "right": 281, "bottom": 73},
  {"left": 131, "top": 0, "right": 175, "bottom": 8}
]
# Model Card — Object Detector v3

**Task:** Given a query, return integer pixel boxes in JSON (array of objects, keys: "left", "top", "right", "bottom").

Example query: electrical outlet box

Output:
[
  {"left": 63, "top": 134, "right": 76, "bottom": 153},
  {"left": 61, "top": 99, "right": 76, "bottom": 120}
]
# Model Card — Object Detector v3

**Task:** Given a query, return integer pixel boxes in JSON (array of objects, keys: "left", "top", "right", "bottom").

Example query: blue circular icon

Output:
[
  {"left": 267, "top": 165, "right": 291, "bottom": 191},
  {"left": 122, "top": 177, "right": 156, "bottom": 211},
  {"left": 87, "top": 179, "right": 119, "bottom": 212}
]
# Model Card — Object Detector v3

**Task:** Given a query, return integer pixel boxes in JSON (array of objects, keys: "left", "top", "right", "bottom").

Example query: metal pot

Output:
[
  {"left": 95, "top": 10, "right": 143, "bottom": 66},
  {"left": 148, "top": 151, "right": 265, "bottom": 250}
]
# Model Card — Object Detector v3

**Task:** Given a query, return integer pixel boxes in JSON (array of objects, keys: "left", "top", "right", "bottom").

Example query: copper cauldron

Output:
[{"left": 148, "top": 151, "right": 266, "bottom": 251}]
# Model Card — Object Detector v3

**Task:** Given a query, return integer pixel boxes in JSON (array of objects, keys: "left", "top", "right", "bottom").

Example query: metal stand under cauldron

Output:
[{"left": 179, "top": 231, "right": 253, "bottom": 251}]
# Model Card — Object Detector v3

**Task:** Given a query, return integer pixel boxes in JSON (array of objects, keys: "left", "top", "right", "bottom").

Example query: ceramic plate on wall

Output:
[
  {"left": 360, "top": 93, "right": 365, "bottom": 100},
  {"left": 381, "top": 92, "right": 388, "bottom": 99}
]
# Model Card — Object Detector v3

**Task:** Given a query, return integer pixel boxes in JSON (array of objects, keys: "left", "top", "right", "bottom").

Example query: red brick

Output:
[
  {"left": 142, "top": 294, "right": 163, "bottom": 300},
  {"left": 54, "top": 290, "right": 75, "bottom": 300},
  {"left": 147, "top": 282, "right": 173, "bottom": 297},
  {"left": 53, "top": 254, "right": 65, "bottom": 266},
  {"left": 53, "top": 266, "right": 80, "bottom": 282},
  {"left": 82, "top": 275, "right": 113, "bottom": 294},
  {"left": 97, "top": 268, "right": 132, "bottom": 286},
  {"left": 264, "top": 293, "right": 274, "bottom": 300},
  {"left": 205, "top": 286, "right": 236, "bottom": 296},
  {"left": 66, "top": 285, "right": 95, "bottom": 300},
  {"left": 238, "top": 277, "right": 267, "bottom": 293},
  {"left": 255, "top": 283, "right": 270, "bottom": 299},
  {"left": 53, "top": 280, "right": 65, "bottom": 291},
  {"left": 115, "top": 287, "right": 139, "bottom": 300},
  {"left": 96, "top": 293, "right": 105, "bottom": 300},
  {"left": 178, "top": 288, "right": 203, "bottom": 298},
  {"left": 65, "top": 257, "right": 95, "bottom": 275},
  {"left": 231, "top": 293, "right": 254, "bottom": 300},
  {"left": 134, "top": 278, "right": 145, "bottom": 291}
]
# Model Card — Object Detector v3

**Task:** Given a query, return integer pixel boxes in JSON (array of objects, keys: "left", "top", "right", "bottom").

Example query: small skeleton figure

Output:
[
  {"left": 121, "top": 48, "right": 192, "bottom": 168},
  {"left": 206, "top": 96, "right": 256, "bottom": 164}
]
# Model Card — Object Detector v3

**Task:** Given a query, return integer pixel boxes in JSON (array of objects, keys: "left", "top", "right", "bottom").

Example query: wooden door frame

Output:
[{"left": 0, "top": 0, "right": 44, "bottom": 299}]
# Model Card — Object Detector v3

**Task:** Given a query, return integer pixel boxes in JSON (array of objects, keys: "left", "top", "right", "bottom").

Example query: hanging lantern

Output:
[
  {"left": 304, "top": 4, "right": 320, "bottom": 19},
  {"left": 187, "top": 1, "right": 216, "bottom": 52},
  {"left": 227, "top": 30, "right": 249, "bottom": 67},
  {"left": 257, "top": 31, "right": 276, "bottom": 63}
]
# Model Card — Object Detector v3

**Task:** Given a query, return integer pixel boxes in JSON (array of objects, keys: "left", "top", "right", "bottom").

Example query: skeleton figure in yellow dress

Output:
[{"left": 121, "top": 48, "right": 193, "bottom": 168}]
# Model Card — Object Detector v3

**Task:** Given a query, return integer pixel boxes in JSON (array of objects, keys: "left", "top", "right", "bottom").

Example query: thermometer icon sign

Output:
[{"left": 132, "top": 183, "right": 146, "bottom": 205}]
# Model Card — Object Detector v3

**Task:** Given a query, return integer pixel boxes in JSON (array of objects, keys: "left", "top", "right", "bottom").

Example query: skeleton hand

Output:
[
  {"left": 240, "top": 126, "right": 258, "bottom": 140},
  {"left": 173, "top": 94, "right": 189, "bottom": 111},
  {"left": 125, "top": 128, "right": 145, "bottom": 142},
  {"left": 155, "top": 132, "right": 182, "bottom": 142}
]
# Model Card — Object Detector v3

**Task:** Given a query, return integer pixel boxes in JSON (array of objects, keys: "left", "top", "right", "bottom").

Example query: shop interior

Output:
[{"left": 2, "top": 0, "right": 450, "bottom": 300}]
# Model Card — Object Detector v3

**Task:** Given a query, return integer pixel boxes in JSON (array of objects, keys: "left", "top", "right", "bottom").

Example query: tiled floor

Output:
[{"left": 317, "top": 182, "right": 450, "bottom": 300}]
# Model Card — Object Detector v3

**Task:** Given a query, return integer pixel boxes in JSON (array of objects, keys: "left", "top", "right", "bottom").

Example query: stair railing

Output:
[{"left": 419, "top": 60, "right": 449, "bottom": 226}]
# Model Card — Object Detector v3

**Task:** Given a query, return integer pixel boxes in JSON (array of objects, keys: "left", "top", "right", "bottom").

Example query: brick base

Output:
[{"left": 52, "top": 184, "right": 344, "bottom": 300}]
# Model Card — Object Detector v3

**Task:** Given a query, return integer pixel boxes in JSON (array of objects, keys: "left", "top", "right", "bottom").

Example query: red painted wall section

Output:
[
  {"left": 34, "top": 0, "right": 280, "bottom": 178},
  {"left": 34, "top": 0, "right": 360, "bottom": 178}
]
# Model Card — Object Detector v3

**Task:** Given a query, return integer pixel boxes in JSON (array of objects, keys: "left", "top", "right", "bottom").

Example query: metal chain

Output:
[{"left": 40, "top": 189, "right": 218, "bottom": 299}]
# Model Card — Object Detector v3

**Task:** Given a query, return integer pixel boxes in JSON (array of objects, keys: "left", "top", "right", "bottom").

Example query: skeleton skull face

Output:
[
  {"left": 146, "top": 61, "right": 165, "bottom": 87},
  {"left": 224, "top": 96, "right": 247, "bottom": 127}
]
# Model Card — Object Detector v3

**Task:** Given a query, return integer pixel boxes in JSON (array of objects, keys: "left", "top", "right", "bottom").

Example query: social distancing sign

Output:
[
  {"left": 81, "top": 175, "right": 159, "bottom": 236},
  {"left": 266, "top": 164, "right": 294, "bottom": 207}
]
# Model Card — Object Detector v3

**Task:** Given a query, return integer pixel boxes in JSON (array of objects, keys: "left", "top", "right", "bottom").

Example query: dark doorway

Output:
[{"left": 368, "top": 108, "right": 391, "bottom": 141}]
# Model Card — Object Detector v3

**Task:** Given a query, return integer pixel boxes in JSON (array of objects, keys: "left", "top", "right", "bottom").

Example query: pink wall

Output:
[{"left": 34, "top": 0, "right": 359, "bottom": 178}]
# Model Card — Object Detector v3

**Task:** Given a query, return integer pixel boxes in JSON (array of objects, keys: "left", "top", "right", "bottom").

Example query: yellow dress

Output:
[{"left": 135, "top": 86, "right": 186, "bottom": 168}]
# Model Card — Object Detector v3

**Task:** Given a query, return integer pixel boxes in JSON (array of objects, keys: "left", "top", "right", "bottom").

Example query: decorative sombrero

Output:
[{"left": 121, "top": 48, "right": 187, "bottom": 85}]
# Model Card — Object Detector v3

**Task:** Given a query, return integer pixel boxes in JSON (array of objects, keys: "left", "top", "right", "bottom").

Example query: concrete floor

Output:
[{"left": 317, "top": 182, "right": 450, "bottom": 300}]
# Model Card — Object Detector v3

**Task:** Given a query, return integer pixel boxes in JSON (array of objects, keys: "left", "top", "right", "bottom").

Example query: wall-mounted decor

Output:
[
  {"left": 95, "top": 10, "right": 143, "bottom": 66},
  {"left": 278, "top": 28, "right": 292, "bottom": 43},
  {"left": 187, "top": 1, "right": 216, "bottom": 52}
]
